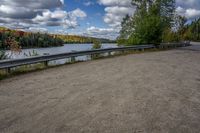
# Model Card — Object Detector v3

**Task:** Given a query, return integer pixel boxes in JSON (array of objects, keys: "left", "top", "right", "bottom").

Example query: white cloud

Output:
[
  {"left": 98, "top": 0, "right": 131, "bottom": 6},
  {"left": 104, "top": 6, "right": 134, "bottom": 27},
  {"left": 0, "top": 0, "right": 64, "bottom": 10},
  {"left": 84, "top": 1, "right": 94, "bottom": 6},
  {"left": 70, "top": 8, "right": 87, "bottom": 18},
  {"left": 87, "top": 26, "right": 119, "bottom": 33},
  {"left": 185, "top": 9, "right": 200, "bottom": 19},
  {"left": 0, "top": 5, "right": 38, "bottom": 19},
  {"left": 60, "top": 0, "right": 64, "bottom": 5},
  {"left": 99, "top": 0, "right": 135, "bottom": 28},
  {"left": 32, "top": 8, "right": 87, "bottom": 28},
  {"left": 176, "top": 0, "right": 200, "bottom": 19},
  {"left": 0, "top": 0, "right": 87, "bottom": 30},
  {"left": 104, "top": 6, "right": 133, "bottom": 16},
  {"left": 176, "top": 0, "right": 200, "bottom": 10},
  {"left": 27, "top": 27, "right": 48, "bottom": 33},
  {"left": 176, "top": 6, "right": 200, "bottom": 19},
  {"left": 84, "top": 26, "right": 119, "bottom": 39}
]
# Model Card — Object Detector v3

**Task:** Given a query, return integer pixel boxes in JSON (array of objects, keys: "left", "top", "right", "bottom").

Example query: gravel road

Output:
[{"left": 0, "top": 44, "right": 200, "bottom": 133}]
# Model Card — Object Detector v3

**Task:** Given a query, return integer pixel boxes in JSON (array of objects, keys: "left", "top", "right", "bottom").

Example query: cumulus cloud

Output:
[
  {"left": 83, "top": 26, "right": 119, "bottom": 39},
  {"left": 176, "top": 0, "right": 200, "bottom": 10},
  {"left": 84, "top": 1, "right": 94, "bottom": 6},
  {"left": 31, "top": 8, "right": 87, "bottom": 28},
  {"left": 98, "top": 0, "right": 131, "bottom": 6},
  {"left": 98, "top": 0, "right": 135, "bottom": 28},
  {"left": 176, "top": 0, "right": 200, "bottom": 19},
  {"left": 176, "top": 6, "right": 200, "bottom": 19},
  {"left": 96, "top": 0, "right": 136, "bottom": 39},
  {"left": 0, "top": 5, "right": 38, "bottom": 19},
  {"left": 104, "top": 6, "right": 135, "bottom": 27},
  {"left": 0, "top": 0, "right": 87, "bottom": 30},
  {"left": 27, "top": 27, "right": 48, "bottom": 33},
  {"left": 70, "top": 8, "right": 87, "bottom": 18},
  {"left": 0, "top": 0, "right": 64, "bottom": 10}
]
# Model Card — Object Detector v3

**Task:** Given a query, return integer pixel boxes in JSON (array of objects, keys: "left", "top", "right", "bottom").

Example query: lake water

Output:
[{"left": 5, "top": 43, "right": 117, "bottom": 65}]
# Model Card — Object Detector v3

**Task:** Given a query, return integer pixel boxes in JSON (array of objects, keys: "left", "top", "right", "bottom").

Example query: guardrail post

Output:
[
  {"left": 44, "top": 61, "right": 48, "bottom": 67},
  {"left": 71, "top": 56, "right": 76, "bottom": 63},
  {"left": 121, "top": 50, "right": 126, "bottom": 54},
  {"left": 91, "top": 54, "right": 96, "bottom": 59},
  {"left": 6, "top": 67, "right": 11, "bottom": 74},
  {"left": 108, "top": 52, "right": 111, "bottom": 56}
]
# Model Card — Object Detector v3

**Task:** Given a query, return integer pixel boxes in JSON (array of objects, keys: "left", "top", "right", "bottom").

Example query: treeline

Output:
[
  {"left": 182, "top": 18, "right": 200, "bottom": 41},
  {"left": 117, "top": 0, "right": 200, "bottom": 45},
  {"left": 162, "top": 18, "right": 200, "bottom": 42},
  {"left": 57, "top": 35, "right": 94, "bottom": 44},
  {"left": 57, "top": 34, "right": 115, "bottom": 44},
  {"left": 0, "top": 29, "right": 64, "bottom": 49},
  {"left": 0, "top": 27, "right": 114, "bottom": 49}
]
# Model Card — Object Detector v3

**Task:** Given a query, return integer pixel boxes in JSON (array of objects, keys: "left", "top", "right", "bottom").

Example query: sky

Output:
[{"left": 0, "top": 0, "right": 200, "bottom": 40}]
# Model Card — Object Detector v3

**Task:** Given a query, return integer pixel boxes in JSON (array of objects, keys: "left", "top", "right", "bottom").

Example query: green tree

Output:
[
  {"left": 119, "top": 15, "right": 134, "bottom": 40},
  {"left": 118, "top": 0, "right": 176, "bottom": 45},
  {"left": 92, "top": 40, "right": 102, "bottom": 49}
]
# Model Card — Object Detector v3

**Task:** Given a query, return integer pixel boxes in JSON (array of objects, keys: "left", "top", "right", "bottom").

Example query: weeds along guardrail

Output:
[{"left": 0, "top": 42, "right": 190, "bottom": 73}]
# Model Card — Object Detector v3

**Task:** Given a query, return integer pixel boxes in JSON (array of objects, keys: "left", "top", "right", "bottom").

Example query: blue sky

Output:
[
  {"left": 63, "top": 0, "right": 109, "bottom": 35},
  {"left": 0, "top": 0, "right": 200, "bottom": 39}
]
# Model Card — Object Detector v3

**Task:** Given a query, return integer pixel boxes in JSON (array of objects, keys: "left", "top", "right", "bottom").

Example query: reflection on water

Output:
[{"left": 6, "top": 43, "right": 117, "bottom": 65}]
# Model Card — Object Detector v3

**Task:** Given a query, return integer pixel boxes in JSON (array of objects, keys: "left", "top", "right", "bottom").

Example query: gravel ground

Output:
[{"left": 0, "top": 44, "right": 200, "bottom": 133}]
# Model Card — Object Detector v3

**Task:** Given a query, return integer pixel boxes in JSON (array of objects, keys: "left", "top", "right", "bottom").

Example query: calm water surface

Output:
[{"left": 6, "top": 43, "right": 117, "bottom": 65}]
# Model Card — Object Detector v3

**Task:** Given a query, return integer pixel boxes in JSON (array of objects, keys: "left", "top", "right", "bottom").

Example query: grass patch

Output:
[
  {"left": 0, "top": 63, "right": 46, "bottom": 80},
  {"left": 12, "top": 63, "right": 46, "bottom": 75},
  {"left": 0, "top": 70, "right": 8, "bottom": 80}
]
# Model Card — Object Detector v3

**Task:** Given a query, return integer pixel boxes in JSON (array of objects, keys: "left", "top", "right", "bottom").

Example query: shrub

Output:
[
  {"left": 92, "top": 41, "right": 102, "bottom": 59},
  {"left": 92, "top": 41, "right": 102, "bottom": 49}
]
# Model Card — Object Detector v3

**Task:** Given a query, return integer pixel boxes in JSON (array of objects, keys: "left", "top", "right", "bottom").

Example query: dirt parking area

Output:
[{"left": 0, "top": 45, "right": 200, "bottom": 133}]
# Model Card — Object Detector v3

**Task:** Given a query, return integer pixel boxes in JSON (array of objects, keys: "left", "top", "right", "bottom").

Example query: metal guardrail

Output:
[
  {"left": 0, "top": 43, "right": 190, "bottom": 70},
  {"left": 158, "top": 42, "right": 191, "bottom": 49}
]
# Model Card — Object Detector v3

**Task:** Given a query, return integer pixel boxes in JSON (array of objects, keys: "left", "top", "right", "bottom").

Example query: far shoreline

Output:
[{"left": 1, "top": 42, "right": 117, "bottom": 50}]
